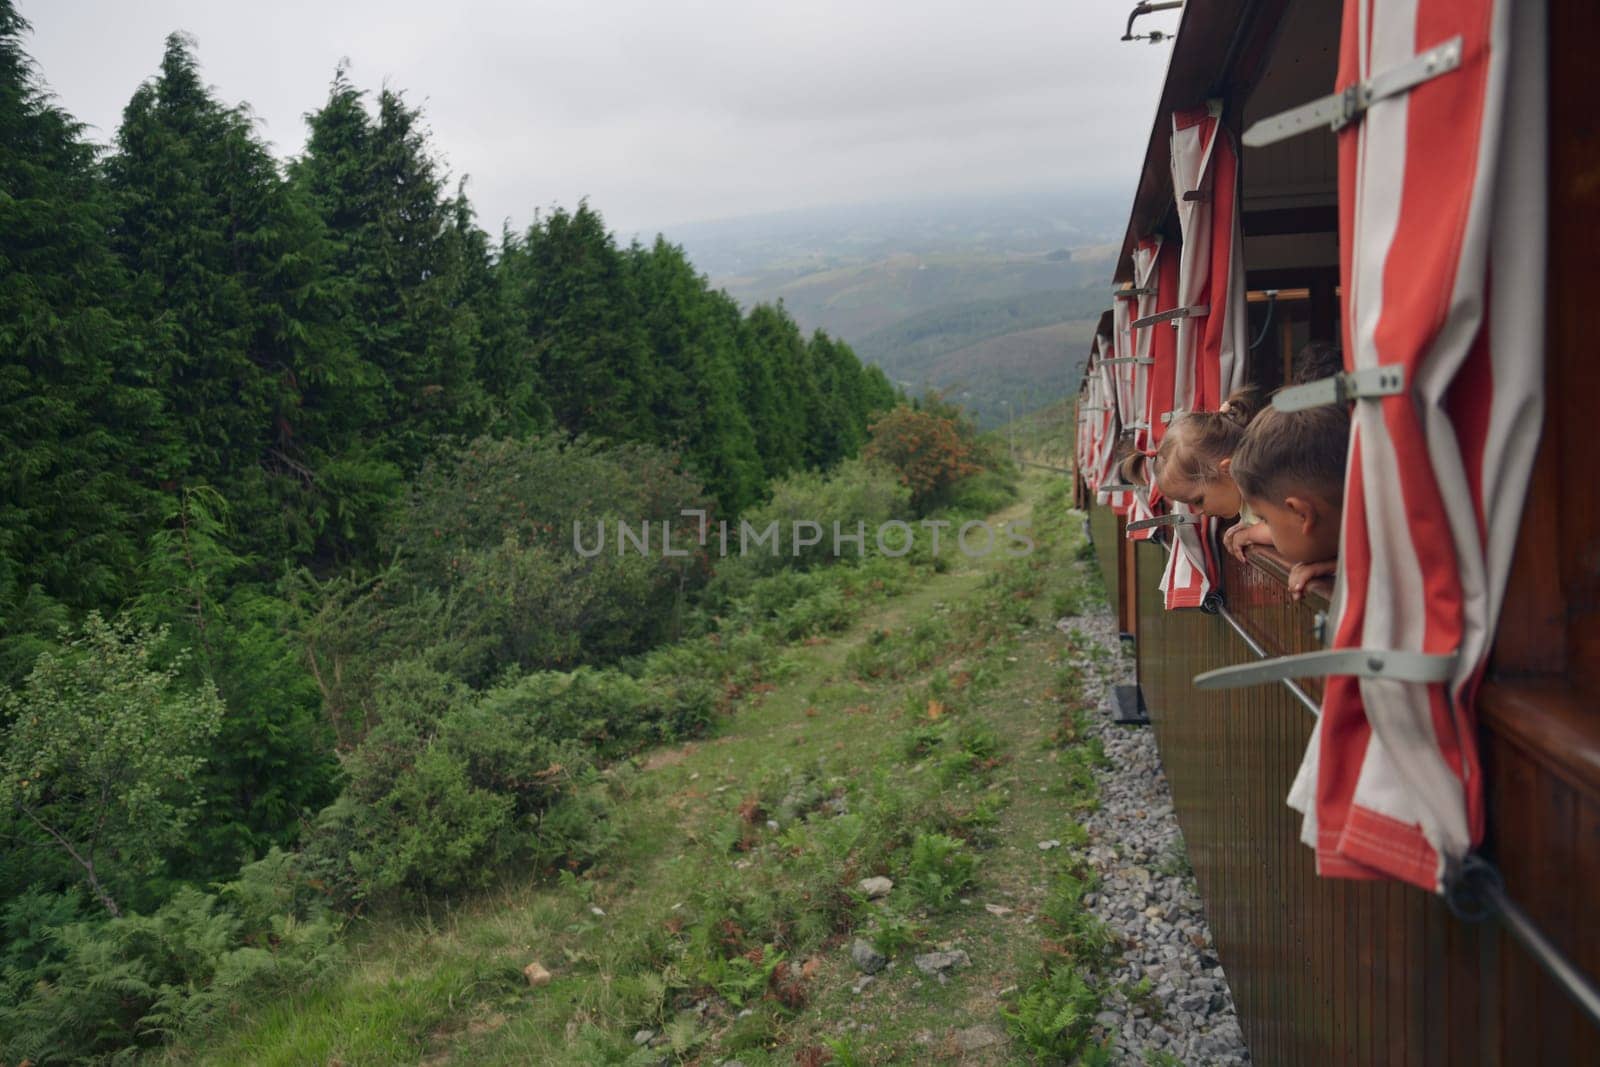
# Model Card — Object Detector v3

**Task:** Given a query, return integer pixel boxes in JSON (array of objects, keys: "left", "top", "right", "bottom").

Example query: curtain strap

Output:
[
  {"left": 1193, "top": 648, "right": 1458, "bottom": 690},
  {"left": 1273, "top": 366, "right": 1406, "bottom": 411},
  {"left": 1127, "top": 513, "right": 1199, "bottom": 532},
  {"left": 1132, "top": 304, "right": 1209, "bottom": 329},
  {"left": 1244, "top": 36, "right": 1464, "bottom": 147}
]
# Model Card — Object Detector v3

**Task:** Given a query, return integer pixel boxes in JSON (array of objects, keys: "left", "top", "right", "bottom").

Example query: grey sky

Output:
[{"left": 20, "top": 1, "right": 1174, "bottom": 237}]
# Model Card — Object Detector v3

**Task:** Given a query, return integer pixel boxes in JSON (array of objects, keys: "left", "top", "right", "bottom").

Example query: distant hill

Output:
[
  {"left": 853, "top": 289, "right": 1104, "bottom": 425},
  {"left": 659, "top": 191, "right": 1122, "bottom": 429}
]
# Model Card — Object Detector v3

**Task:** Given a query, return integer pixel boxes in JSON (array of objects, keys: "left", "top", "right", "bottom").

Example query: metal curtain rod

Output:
[
  {"left": 1214, "top": 602, "right": 1320, "bottom": 717},
  {"left": 1482, "top": 881, "right": 1600, "bottom": 1029},
  {"left": 1208, "top": 596, "right": 1600, "bottom": 1027}
]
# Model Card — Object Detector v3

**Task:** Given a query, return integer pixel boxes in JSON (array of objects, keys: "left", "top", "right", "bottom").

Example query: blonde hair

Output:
[{"left": 1143, "top": 387, "right": 1261, "bottom": 495}]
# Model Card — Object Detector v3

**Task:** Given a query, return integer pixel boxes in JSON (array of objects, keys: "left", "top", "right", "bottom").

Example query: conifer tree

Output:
[
  {"left": 737, "top": 303, "right": 810, "bottom": 479},
  {"left": 0, "top": 1, "right": 161, "bottom": 676},
  {"left": 500, "top": 203, "right": 655, "bottom": 439},
  {"left": 106, "top": 34, "right": 357, "bottom": 562},
  {"left": 293, "top": 74, "right": 493, "bottom": 472},
  {"left": 628, "top": 238, "right": 763, "bottom": 513}
]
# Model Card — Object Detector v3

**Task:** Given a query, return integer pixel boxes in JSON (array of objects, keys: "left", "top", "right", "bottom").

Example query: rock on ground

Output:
[
  {"left": 850, "top": 939, "right": 888, "bottom": 975},
  {"left": 1061, "top": 605, "right": 1252, "bottom": 1065}
]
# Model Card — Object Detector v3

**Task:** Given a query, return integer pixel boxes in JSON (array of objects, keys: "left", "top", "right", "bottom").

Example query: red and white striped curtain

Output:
[
  {"left": 1075, "top": 377, "right": 1093, "bottom": 490},
  {"left": 1292, "top": 0, "right": 1546, "bottom": 892},
  {"left": 1092, "top": 337, "right": 1130, "bottom": 512},
  {"left": 1157, "top": 104, "right": 1249, "bottom": 610},
  {"left": 1120, "top": 246, "right": 1161, "bottom": 539}
]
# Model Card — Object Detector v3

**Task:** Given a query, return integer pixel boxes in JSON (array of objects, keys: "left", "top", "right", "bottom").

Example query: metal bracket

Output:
[
  {"left": 1181, "top": 189, "right": 1208, "bottom": 202},
  {"left": 1100, "top": 356, "right": 1155, "bottom": 366},
  {"left": 1100, "top": 482, "right": 1138, "bottom": 493},
  {"left": 1273, "top": 366, "right": 1406, "bottom": 411},
  {"left": 1127, "top": 513, "right": 1198, "bottom": 532},
  {"left": 1080, "top": 405, "right": 1108, "bottom": 413},
  {"left": 1114, "top": 286, "right": 1156, "bottom": 298},
  {"left": 1192, "top": 647, "right": 1457, "bottom": 691},
  {"left": 1131, "top": 304, "right": 1209, "bottom": 329},
  {"left": 1243, "top": 36, "right": 1464, "bottom": 147},
  {"left": 1160, "top": 410, "right": 1183, "bottom": 425},
  {"left": 1124, "top": 420, "right": 1151, "bottom": 431}
]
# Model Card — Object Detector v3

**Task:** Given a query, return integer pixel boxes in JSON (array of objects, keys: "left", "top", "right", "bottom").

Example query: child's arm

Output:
[
  {"left": 1223, "top": 521, "right": 1276, "bottom": 562},
  {"left": 1287, "top": 558, "right": 1337, "bottom": 600}
]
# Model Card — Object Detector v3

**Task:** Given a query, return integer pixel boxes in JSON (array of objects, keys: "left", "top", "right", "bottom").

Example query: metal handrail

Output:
[
  {"left": 1214, "top": 602, "right": 1320, "bottom": 717},
  {"left": 1208, "top": 594, "right": 1600, "bottom": 1028}
]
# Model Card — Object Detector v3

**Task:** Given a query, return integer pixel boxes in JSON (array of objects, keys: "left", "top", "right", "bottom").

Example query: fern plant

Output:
[{"left": 903, "top": 833, "right": 978, "bottom": 911}]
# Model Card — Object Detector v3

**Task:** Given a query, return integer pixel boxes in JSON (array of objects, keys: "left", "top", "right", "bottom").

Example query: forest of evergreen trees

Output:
[{"left": 0, "top": 4, "right": 936, "bottom": 1056}]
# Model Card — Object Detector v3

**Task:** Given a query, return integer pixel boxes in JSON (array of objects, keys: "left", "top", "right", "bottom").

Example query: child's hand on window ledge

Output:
[
  {"left": 1224, "top": 521, "right": 1275, "bottom": 563},
  {"left": 1287, "top": 558, "right": 1337, "bottom": 600}
]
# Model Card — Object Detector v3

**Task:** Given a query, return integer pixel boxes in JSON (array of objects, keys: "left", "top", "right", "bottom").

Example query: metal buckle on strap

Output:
[
  {"left": 1127, "top": 513, "right": 1199, "bottom": 532},
  {"left": 1243, "top": 36, "right": 1464, "bottom": 147},
  {"left": 1114, "top": 286, "right": 1155, "bottom": 299},
  {"left": 1100, "top": 356, "right": 1155, "bottom": 366},
  {"left": 1131, "top": 305, "right": 1209, "bottom": 329},
  {"left": 1273, "top": 366, "right": 1405, "bottom": 411},
  {"left": 1192, "top": 648, "right": 1458, "bottom": 691}
]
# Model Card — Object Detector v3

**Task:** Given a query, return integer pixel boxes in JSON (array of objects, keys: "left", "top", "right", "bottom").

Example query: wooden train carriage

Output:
[{"left": 1073, "top": 0, "right": 1600, "bottom": 1061}]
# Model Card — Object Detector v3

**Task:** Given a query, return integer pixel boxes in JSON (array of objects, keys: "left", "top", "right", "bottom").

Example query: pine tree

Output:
[
  {"left": 463, "top": 205, "right": 550, "bottom": 437},
  {"left": 501, "top": 203, "right": 655, "bottom": 439},
  {"left": 737, "top": 303, "right": 810, "bottom": 479},
  {"left": 628, "top": 238, "right": 763, "bottom": 513},
  {"left": 0, "top": 1, "right": 162, "bottom": 677},
  {"left": 293, "top": 73, "right": 492, "bottom": 472},
  {"left": 106, "top": 34, "right": 357, "bottom": 563}
]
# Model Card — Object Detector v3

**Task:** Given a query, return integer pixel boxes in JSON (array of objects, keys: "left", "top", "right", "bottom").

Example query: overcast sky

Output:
[{"left": 20, "top": 1, "right": 1174, "bottom": 237}]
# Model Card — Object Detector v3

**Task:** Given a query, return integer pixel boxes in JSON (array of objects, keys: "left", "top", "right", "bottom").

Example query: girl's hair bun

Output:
[{"left": 1218, "top": 386, "right": 1261, "bottom": 427}]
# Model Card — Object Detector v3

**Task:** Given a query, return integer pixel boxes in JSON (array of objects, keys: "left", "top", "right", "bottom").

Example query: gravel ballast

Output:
[{"left": 1064, "top": 607, "right": 1252, "bottom": 1065}]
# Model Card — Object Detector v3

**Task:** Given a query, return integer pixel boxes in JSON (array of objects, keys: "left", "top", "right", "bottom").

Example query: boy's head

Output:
[{"left": 1229, "top": 404, "right": 1351, "bottom": 564}]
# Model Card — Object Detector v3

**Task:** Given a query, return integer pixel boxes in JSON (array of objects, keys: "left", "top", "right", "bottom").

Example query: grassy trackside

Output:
[{"left": 170, "top": 474, "right": 1136, "bottom": 1065}]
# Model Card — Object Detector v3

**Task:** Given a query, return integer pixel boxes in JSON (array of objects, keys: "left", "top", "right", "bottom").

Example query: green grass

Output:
[{"left": 169, "top": 474, "right": 1133, "bottom": 1065}]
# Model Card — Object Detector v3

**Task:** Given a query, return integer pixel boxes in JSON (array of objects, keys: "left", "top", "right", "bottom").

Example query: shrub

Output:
[
  {"left": 300, "top": 656, "right": 678, "bottom": 903},
  {"left": 302, "top": 660, "right": 595, "bottom": 901},
  {"left": 0, "top": 614, "right": 223, "bottom": 918},
  {"left": 864, "top": 406, "right": 983, "bottom": 514},
  {"left": 290, "top": 437, "right": 717, "bottom": 741},
  {"left": 0, "top": 853, "right": 341, "bottom": 1065},
  {"left": 938, "top": 468, "right": 1019, "bottom": 518}
]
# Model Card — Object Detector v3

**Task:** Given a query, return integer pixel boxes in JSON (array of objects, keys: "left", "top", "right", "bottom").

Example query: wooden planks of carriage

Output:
[{"left": 1118, "top": 537, "right": 1600, "bottom": 1065}]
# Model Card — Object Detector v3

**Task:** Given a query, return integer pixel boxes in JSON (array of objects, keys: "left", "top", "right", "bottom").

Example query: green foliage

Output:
[
  {"left": 0, "top": 10, "right": 920, "bottom": 1057},
  {"left": 293, "top": 71, "right": 494, "bottom": 477},
  {"left": 1003, "top": 964, "right": 1105, "bottom": 1064},
  {"left": 0, "top": 3, "right": 162, "bottom": 673},
  {"left": 0, "top": 853, "right": 342, "bottom": 1065},
  {"left": 302, "top": 659, "right": 607, "bottom": 902},
  {"left": 902, "top": 833, "right": 978, "bottom": 912},
  {"left": 134, "top": 487, "right": 338, "bottom": 876},
  {"left": 0, "top": 614, "right": 223, "bottom": 917},
  {"left": 720, "top": 458, "right": 911, "bottom": 576}
]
